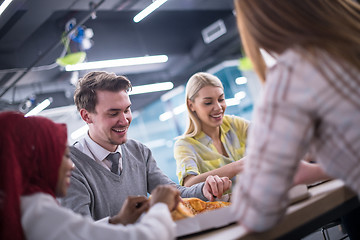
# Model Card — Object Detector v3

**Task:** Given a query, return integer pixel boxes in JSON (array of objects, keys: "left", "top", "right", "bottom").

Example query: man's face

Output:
[{"left": 81, "top": 90, "right": 132, "bottom": 152}]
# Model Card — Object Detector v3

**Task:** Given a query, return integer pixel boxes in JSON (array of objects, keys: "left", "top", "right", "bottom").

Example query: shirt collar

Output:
[
  {"left": 220, "top": 118, "right": 230, "bottom": 135},
  {"left": 194, "top": 131, "right": 212, "bottom": 146},
  {"left": 84, "top": 133, "right": 122, "bottom": 161},
  {"left": 193, "top": 117, "right": 230, "bottom": 145}
]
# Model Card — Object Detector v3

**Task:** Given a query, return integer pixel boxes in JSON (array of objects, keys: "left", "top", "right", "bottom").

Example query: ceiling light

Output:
[
  {"left": 234, "top": 91, "right": 246, "bottom": 100},
  {"left": 159, "top": 111, "right": 173, "bottom": 122},
  {"left": 159, "top": 103, "right": 186, "bottom": 121},
  {"left": 133, "top": 0, "right": 168, "bottom": 23},
  {"left": 225, "top": 98, "right": 240, "bottom": 107},
  {"left": 129, "top": 82, "right": 173, "bottom": 95},
  {"left": 235, "top": 77, "right": 247, "bottom": 85},
  {"left": 70, "top": 71, "right": 79, "bottom": 85},
  {"left": 143, "top": 139, "right": 167, "bottom": 149},
  {"left": 25, "top": 98, "right": 52, "bottom": 117},
  {"left": 161, "top": 85, "right": 185, "bottom": 102},
  {"left": 0, "top": 0, "right": 13, "bottom": 16},
  {"left": 65, "top": 55, "right": 168, "bottom": 71}
]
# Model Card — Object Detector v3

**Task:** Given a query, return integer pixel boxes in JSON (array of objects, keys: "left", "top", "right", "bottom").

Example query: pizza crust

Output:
[{"left": 171, "top": 197, "right": 231, "bottom": 221}]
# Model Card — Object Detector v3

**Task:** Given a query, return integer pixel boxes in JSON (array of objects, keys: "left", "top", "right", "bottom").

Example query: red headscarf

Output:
[{"left": 0, "top": 111, "right": 67, "bottom": 240}]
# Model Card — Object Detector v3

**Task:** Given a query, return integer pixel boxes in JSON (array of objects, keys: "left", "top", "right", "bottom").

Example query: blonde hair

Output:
[
  {"left": 183, "top": 72, "right": 224, "bottom": 138},
  {"left": 234, "top": 0, "right": 360, "bottom": 83}
]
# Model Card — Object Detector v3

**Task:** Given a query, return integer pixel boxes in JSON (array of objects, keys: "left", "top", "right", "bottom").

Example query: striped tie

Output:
[{"left": 107, "top": 152, "right": 120, "bottom": 175}]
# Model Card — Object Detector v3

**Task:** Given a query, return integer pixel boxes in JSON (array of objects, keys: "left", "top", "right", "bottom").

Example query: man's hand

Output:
[
  {"left": 109, "top": 196, "right": 149, "bottom": 225},
  {"left": 202, "top": 175, "right": 232, "bottom": 201},
  {"left": 150, "top": 185, "right": 181, "bottom": 211}
]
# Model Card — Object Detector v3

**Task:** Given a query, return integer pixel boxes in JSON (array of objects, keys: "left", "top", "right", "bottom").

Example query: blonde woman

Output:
[
  {"left": 174, "top": 72, "right": 249, "bottom": 200},
  {"left": 231, "top": 0, "right": 360, "bottom": 234}
]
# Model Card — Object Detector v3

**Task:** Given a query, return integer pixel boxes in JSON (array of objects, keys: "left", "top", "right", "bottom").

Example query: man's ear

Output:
[
  {"left": 187, "top": 99, "right": 195, "bottom": 112},
  {"left": 80, "top": 109, "right": 93, "bottom": 124}
]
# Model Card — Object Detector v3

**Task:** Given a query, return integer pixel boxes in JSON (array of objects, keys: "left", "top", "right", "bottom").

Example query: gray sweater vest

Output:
[{"left": 61, "top": 139, "right": 206, "bottom": 220}]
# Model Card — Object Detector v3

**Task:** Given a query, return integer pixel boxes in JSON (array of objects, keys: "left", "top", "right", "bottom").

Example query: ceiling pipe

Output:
[
  {"left": 114, "top": 0, "right": 138, "bottom": 11},
  {"left": 0, "top": 0, "right": 105, "bottom": 98}
]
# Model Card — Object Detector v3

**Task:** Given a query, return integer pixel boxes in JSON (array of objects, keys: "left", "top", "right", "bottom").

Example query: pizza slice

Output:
[{"left": 171, "top": 197, "right": 231, "bottom": 221}]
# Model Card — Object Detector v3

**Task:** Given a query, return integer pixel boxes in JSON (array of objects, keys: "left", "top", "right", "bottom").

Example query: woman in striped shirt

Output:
[{"left": 232, "top": 0, "right": 360, "bottom": 234}]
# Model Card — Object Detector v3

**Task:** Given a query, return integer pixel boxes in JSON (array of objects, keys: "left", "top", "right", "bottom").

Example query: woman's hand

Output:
[
  {"left": 109, "top": 196, "right": 150, "bottom": 225},
  {"left": 150, "top": 185, "right": 181, "bottom": 211}
]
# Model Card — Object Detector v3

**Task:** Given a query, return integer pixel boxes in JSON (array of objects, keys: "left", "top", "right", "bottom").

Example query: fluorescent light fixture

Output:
[
  {"left": 25, "top": 98, "right": 52, "bottom": 117},
  {"left": 235, "top": 76, "right": 248, "bottom": 85},
  {"left": 224, "top": 92, "right": 247, "bottom": 106},
  {"left": 71, "top": 124, "right": 89, "bottom": 140},
  {"left": 161, "top": 85, "right": 184, "bottom": 102},
  {"left": 225, "top": 98, "right": 240, "bottom": 107},
  {"left": 173, "top": 104, "right": 186, "bottom": 115},
  {"left": 0, "top": 0, "right": 13, "bottom": 16},
  {"left": 129, "top": 82, "right": 173, "bottom": 95},
  {"left": 144, "top": 139, "right": 167, "bottom": 149},
  {"left": 65, "top": 55, "right": 168, "bottom": 71},
  {"left": 235, "top": 91, "right": 246, "bottom": 100},
  {"left": 133, "top": 0, "right": 167, "bottom": 23},
  {"left": 70, "top": 71, "right": 79, "bottom": 85},
  {"left": 159, "top": 103, "right": 186, "bottom": 121},
  {"left": 159, "top": 112, "right": 173, "bottom": 122}
]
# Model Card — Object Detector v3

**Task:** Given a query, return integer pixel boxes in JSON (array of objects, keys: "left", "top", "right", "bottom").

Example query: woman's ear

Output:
[
  {"left": 80, "top": 109, "right": 93, "bottom": 124},
  {"left": 187, "top": 99, "right": 195, "bottom": 112}
]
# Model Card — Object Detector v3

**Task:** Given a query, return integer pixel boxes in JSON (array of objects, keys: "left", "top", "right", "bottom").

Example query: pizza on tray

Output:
[{"left": 171, "top": 197, "right": 231, "bottom": 221}]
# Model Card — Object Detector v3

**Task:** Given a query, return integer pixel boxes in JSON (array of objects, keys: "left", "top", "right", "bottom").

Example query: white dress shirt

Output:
[{"left": 74, "top": 133, "right": 123, "bottom": 173}]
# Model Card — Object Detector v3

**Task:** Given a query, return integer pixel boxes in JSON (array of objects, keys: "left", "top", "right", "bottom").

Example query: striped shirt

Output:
[
  {"left": 232, "top": 48, "right": 360, "bottom": 231},
  {"left": 174, "top": 115, "right": 249, "bottom": 185}
]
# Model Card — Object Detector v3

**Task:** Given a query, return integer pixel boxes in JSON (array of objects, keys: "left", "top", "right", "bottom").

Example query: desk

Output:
[{"left": 180, "top": 180, "right": 359, "bottom": 240}]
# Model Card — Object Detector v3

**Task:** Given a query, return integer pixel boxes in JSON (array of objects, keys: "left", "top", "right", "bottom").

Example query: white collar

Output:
[{"left": 83, "top": 132, "right": 122, "bottom": 161}]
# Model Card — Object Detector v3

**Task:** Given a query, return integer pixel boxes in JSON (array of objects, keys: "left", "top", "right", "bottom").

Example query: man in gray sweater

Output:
[{"left": 61, "top": 71, "right": 232, "bottom": 221}]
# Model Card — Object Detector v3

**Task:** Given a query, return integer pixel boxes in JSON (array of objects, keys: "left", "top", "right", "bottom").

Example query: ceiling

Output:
[{"left": 0, "top": 0, "right": 243, "bottom": 113}]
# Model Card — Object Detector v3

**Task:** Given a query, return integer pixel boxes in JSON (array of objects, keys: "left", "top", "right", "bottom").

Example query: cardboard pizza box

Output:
[{"left": 175, "top": 184, "right": 309, "bottom": 237}]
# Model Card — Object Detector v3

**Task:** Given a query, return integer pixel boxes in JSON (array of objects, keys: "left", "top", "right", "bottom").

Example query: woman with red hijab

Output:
[{"left": 0, "top": 111, "right": 179, "bottom": 240}]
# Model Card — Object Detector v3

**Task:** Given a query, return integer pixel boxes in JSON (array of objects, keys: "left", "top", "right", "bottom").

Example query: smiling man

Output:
[{"left": 61, "top": 71, "right": 232, "bottom": 221}]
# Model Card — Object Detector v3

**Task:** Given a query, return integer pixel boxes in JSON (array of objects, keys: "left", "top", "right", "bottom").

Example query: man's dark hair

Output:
[{"left": 74, "top": 71, "right": 132, "bottom": 113}]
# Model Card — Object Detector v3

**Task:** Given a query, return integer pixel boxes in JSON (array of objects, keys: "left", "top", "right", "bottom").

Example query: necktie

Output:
[{"left": 107, "top": 152, "right": 120, "bottom": 175}]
